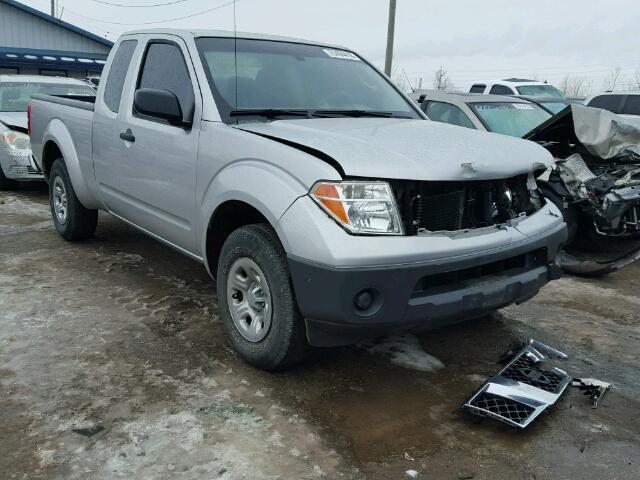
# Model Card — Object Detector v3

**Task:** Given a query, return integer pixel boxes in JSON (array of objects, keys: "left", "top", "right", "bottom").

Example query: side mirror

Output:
[{"left": 134, "top": 88, "right": 189, "bottom": 126}]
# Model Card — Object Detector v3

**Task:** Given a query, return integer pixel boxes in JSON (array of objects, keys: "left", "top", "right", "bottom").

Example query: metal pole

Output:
[
  {"left": 51, "top": 0, "right": 55, "bottom": 17},
  {"left": 384, "top": 0, "right": 397, "bottom": 76}
]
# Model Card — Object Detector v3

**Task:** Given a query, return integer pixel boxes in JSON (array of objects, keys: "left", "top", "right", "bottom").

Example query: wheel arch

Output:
[{"left": 204, "top": 199, "right": 285, "bottom": 279}]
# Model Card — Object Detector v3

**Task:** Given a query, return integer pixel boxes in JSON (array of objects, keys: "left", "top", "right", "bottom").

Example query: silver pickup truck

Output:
[{"left": 29, "top": 29, "right": 567, "bottom": 369}]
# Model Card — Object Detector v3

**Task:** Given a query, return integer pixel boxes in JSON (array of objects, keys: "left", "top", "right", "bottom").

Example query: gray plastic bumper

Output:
[{"left": 288, "top": 223, "right": 566, "bottom": 347}]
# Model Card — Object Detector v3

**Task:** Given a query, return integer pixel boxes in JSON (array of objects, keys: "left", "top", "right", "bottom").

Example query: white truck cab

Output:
[{"left": 469, "top": 78, "right": 564, "bottom": 98}]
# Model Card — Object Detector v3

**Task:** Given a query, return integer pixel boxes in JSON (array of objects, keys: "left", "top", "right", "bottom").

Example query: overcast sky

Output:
[{"left": 21, "top": 0, "right": 640, "bottom": 92}]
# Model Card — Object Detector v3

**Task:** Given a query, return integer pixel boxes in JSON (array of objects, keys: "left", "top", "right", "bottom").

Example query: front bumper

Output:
[
  {"left": 288, "top": 222, "right": 566, "bottom": 347},
  {"left": 0, "top": 149, "right": 45, "bottom": 181}
]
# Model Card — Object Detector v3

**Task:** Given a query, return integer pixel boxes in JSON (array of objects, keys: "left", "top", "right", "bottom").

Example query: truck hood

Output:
[
  {"left": 0, "top": 112, "right": 28, "bottom": 132},
  {"left": 236, "top": 118, "right": 553, "bottom": 181}
]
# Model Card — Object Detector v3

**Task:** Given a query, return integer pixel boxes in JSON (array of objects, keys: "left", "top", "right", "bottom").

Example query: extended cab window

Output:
[
  {"left": 424, "top": 101, "right": 475, "bottom": 129},
  {"left": 489, "top": 84, "right": 514, "bottom": 95},
  {"left": 136, "top": 41, "right": 195, "bottom": 123},
  {"left": 104, "top": 39, "right": 137, "bottom": 113}
]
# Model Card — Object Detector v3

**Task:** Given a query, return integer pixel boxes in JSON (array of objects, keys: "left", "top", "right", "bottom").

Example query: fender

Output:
[
  {"left": 199, "top": 159, "right": 309, "bottom": 270},
  {"left": 43, "top": 119, "right": 101, "bottom": 209}
]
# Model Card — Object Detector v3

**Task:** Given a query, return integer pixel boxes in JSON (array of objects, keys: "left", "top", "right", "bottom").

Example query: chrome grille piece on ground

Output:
[{"left": 463, "top": 340, "right": 571, "bottom": 428}]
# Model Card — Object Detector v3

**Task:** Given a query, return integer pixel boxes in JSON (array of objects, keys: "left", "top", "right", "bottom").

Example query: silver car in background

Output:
[
  {"left": 413, "top": 91, "right": 553, "bottom": 137},
  {"left": 0, "top": 75, "right": 95, "bottom": 189}
]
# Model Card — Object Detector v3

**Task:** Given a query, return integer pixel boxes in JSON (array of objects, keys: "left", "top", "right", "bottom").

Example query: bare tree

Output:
[
  {"left": 433, "top": 66, "right": 454, "bottom": 91},
  {"left": 390, "top": 66, "right": 410, "bottom": 93},
  {"left": 559, "top": 75, "right": 589, "bottom": 97},
  {"left": 559, "top": 74, "right": 598, "bottom": 97},
  {"left": 628, "top": 70, "right": 640, "bottom": 91},
  {"left": 604, "top": 67, "right": 622, "bottom": 91}
]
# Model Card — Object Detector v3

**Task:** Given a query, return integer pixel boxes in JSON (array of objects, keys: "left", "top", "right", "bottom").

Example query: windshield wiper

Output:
[
  {"left": 229, "top": 109, "right": 312, "bottom": 118},
  {"left": 314, "top": 109, "right": 398, "bottom": 118}
]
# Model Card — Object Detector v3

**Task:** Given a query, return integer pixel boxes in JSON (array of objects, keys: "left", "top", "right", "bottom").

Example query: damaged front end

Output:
[{"left": 526, "top": 105, "right": 640, "bottom": 275}]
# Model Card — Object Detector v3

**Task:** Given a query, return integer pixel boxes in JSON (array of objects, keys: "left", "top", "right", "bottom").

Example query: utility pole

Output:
[
  {"left": 384, "top": 0, "right": 396, "bottom": 76},
  {"left": 50, "top": 0, "right": 55, "bottom": 17}
]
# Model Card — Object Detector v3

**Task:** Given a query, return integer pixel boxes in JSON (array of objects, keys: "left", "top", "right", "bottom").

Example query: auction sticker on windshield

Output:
[{"left": 323, "top": 49, "right": 360, "bottom": 61}]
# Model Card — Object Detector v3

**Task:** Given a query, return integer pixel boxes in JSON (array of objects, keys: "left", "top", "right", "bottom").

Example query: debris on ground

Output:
[
  {"left": 463, "top": 339, "right": 571, "bottom": 428},
  {"left": 571, "top": 378, "right": 612, "bottom": 408},
  {"left": 406, "top": 469, "right": 419, "bottom": 478}
]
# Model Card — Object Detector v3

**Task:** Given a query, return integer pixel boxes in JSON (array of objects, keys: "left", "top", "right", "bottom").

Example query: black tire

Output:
[
  {"left": 49, "top": 159, "right": 98, "bottom": 241},
  {"left": 0, "top": 164, "right": 17, "bottom": 190},
  {"left": 217, "top": 224, "right": 310, "bottom": 370}
]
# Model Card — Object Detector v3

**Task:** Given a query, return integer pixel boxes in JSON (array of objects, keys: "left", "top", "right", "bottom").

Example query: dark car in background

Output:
[{"left": 584, "top": 92, "right": 640, "bottom": 117}]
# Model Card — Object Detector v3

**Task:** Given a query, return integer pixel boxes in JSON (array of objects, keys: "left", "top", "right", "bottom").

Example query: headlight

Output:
[
  {"left": 310, "top": 181, "right": 403, "bottom": 235},
  {"left": 0, "top": 130, "right": 30, "bottom": 150}
]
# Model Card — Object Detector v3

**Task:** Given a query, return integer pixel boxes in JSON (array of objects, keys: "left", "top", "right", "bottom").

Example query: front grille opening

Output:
[
  {"left": 392, "top": 175, "right": 542, "bottom": 235},
  {"left": 469, "top": 391, "right": 535, "bottom": 426},
  {"left": 412, "top": 249, "right": 547, "bottom": 296}
]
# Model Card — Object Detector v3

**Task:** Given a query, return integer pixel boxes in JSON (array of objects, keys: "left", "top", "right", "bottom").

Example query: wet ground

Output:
[{"left": 1, "top": 186, "right": 639, "bottom": 480}]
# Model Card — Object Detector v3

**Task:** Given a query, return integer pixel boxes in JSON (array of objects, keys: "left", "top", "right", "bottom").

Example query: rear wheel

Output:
[
  {"left": 217, "top": 224, "right": 310, "bottom": 370},
  {"left": 49, "top": 159, "right": 98, "bottom": 240}
]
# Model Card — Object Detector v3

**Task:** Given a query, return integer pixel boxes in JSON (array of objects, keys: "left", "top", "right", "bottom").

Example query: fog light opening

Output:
[{"left": 353, "top": 288, "right": 382, "bottom": 316}]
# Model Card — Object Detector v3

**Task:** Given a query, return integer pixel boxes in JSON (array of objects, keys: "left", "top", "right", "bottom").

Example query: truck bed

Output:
[
  {"left": 29, "top": 94, "right": 96, "bottom": 186},
  {"left": 31, "top": 93, "right": 96, "bottom": 111}
]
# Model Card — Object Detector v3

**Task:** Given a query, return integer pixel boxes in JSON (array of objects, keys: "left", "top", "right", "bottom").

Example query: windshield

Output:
[
  {"left": 0, "top": 82, "right": 95, "bottom": 112},
  {"left": 196, "top": 37, "right": 420, "bottom": 123},
  {"left": 469, "top": 102, "right": 552, "bottom": 137},
  {"left": 540, "top": 101, "right": 570, "bottom": 114},
  {"left": 515, "top": 84, "right": 564, "bottom": 98}
]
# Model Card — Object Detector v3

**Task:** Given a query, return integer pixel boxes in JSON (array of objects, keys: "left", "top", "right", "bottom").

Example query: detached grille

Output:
[
  {"left": 468, "top": 391, "right": 535, "bottom": 426},
  {"left": 501, "top": 355, "right": 565, "bottom": 394}
]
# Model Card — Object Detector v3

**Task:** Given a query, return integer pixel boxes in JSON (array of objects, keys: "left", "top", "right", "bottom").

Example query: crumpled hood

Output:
[
  {"left": 236, "top": 118, "right": 553, "bottom": 181},
  {"left": 0, "top": 112, "right": 28, "bottom": 132}
]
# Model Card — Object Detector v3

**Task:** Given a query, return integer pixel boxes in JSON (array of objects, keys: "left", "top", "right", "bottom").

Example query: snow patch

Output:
[{"left": 361, "top": 334, "right": 445, "bottom": 372}]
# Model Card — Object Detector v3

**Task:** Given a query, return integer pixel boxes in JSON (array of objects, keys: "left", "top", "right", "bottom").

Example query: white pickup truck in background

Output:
[{"left": 28, "top": 29, "right": 567, "bottom": 369}]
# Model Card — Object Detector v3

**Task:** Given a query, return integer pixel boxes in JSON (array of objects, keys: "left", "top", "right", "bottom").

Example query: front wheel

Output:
[
  {"left": 49, "top": 159, "right": 98, "bottom": 240},
  {"left": 217, "top": 224, "right": 310, "bottom": 370}
]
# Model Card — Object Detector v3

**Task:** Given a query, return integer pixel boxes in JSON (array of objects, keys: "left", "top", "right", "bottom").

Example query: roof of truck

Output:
[{"left": 121, "top": 29, "right": 347, "bottom": 50}]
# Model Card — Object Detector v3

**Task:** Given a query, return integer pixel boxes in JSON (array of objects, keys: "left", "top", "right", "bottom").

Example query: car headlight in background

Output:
[
  {"left": 0, "top": 130, "right": 31, "bottom": 150},
  {"left": 310, "top": 181, "right": 403, "bottom": 235}
]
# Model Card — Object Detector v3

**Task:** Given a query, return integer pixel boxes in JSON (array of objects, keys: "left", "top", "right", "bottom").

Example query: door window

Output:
[
  {"left": 104, "top": 39, "right": 137, "bottom": 113},
  {"left": 424, "top": 101, "right": 475, "bottom": 129},
  {"left": 587, "top": 94, "right": 624, "bottom": 113},
  {"left": 136, "top": 41, "right": 195, "bottom": 124},
  {"left": 469, "top": 84, "right": 486, "bottom": 94},
  {"left": 622, "top": 95, "right": 640, "bottom": 116}
]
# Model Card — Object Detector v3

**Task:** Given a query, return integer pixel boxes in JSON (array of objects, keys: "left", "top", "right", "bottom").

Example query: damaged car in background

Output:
[{"left": 527, "top": 105, "right": 640, "bottom": 276}]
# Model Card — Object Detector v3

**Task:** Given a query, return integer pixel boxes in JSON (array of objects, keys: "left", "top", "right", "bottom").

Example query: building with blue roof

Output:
[{"left": 0, "top": 0, "right": 113, "bottom": 79}]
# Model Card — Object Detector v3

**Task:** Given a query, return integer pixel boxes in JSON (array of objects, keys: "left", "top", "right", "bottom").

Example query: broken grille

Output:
[
  {"left": 462, "top": 340, "right": 572, "bottom": 428},
  {"left": 468, "top": 391, "right": 535, "bottom": 425},
  {"left": 501, "top": 355, "right": 565, "bottom": 394},
  {"left": 391, "top": 174, "right": 540, "bottom": 234}
]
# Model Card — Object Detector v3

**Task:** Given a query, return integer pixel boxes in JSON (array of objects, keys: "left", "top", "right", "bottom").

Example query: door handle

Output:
[{"left": 119, "top": 129, "right": 135, "bottom": 143}]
